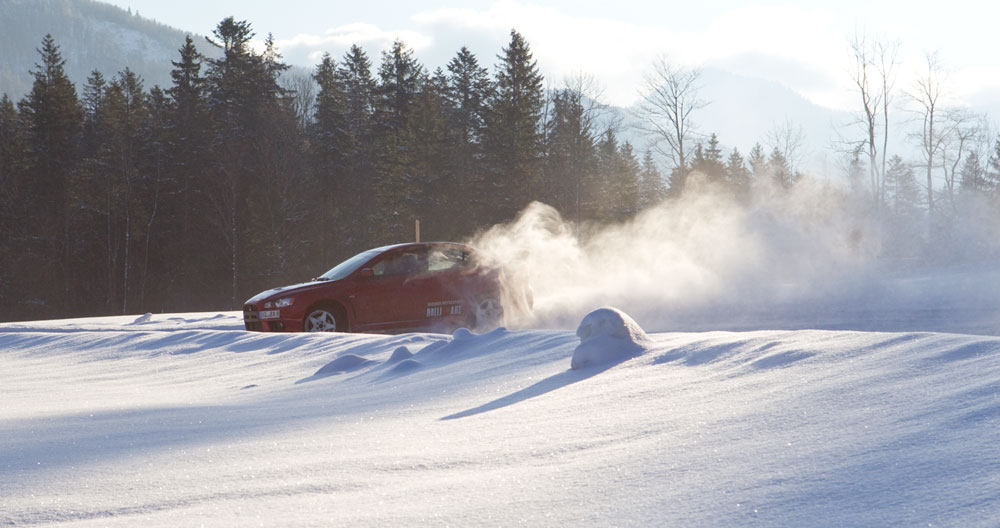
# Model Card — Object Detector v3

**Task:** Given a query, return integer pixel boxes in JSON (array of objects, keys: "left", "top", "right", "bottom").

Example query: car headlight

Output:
[{"left": 274, "top": 297, "right": 294, "bottom": 308}]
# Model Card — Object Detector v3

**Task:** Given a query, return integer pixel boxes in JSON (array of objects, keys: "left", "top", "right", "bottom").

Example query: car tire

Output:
[
  {"left": 471, "top": 292, "right": 504, "bottom": 331},
  {"left": 303, "top": 303, "right": 346, "bottom": 332}
]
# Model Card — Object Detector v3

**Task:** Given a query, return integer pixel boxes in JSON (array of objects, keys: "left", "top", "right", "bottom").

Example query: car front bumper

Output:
[{"left": 243, "top": 304, "right": 297, "bottom": 331}]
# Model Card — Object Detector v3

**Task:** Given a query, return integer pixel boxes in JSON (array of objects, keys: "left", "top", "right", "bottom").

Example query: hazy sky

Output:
[{"left": 103, "top": 0, "right": 1000, "bottom": 111}]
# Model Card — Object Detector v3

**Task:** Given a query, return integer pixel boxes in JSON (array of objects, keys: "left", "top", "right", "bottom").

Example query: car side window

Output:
[
  {"left": 373, "top": 252, "right": 427, "bottom": 277},
  {"left": 428, "top": 249, "right": 471, "bottom": 272}
]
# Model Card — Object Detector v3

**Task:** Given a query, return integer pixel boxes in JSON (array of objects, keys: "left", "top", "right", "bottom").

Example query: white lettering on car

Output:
[{"left": 426, "top": 300, "right": 462, "bottom": 318}]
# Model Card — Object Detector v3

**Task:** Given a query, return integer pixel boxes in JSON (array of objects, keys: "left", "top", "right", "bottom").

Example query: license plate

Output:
[{"left": 260, "top": 310, "right": 280, "bottom": 320}]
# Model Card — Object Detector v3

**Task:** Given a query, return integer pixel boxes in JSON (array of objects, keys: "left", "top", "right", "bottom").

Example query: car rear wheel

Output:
[
  {"left": 472, "top": 293, "right": 504, "bottom": 331},
  {"left": 304, "top": 304, "right": 345, "bottom": 332}
]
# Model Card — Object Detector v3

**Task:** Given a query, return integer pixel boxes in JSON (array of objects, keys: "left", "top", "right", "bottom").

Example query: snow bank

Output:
[
  {"left": 570, "top": 307, "right": 652, "bottom": 369},
  {"left": 5, "top": 312, "right": 1000, "bottom": 526}
]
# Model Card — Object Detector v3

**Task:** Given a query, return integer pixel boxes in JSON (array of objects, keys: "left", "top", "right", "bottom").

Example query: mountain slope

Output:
[{"left": 0, "top": 0, "right": 209, "bottom": 99}]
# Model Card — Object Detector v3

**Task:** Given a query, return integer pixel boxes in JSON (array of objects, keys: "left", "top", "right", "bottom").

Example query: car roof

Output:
[{"left": 372, "top": 241, "right": 475, "bottom": 253}]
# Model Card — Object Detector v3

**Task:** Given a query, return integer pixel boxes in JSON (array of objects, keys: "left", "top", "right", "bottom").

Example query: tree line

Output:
[
  {"left": 2, "top": 18, "right": 999, "bottom": 323},
  {"left": 0, "top": 18, "right": 667, "bottom": 321}
]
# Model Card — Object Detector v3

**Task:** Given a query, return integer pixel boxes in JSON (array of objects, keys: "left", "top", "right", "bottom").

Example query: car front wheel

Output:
[{"left": 304, "top": 305, "right": 344, "bottom": 332}]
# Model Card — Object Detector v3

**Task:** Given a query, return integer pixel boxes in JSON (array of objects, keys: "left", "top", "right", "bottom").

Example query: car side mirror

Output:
[{"left": 358, "top": 268, "right": 374, "bottom": 279}]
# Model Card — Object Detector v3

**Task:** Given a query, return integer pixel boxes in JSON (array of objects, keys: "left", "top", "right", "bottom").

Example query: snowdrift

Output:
[
  {"left": 571, "top": 306, "right": 652, "bottom": 369},
  {"left": 3, "top": 310, "right": 1000, "bottom": 526}
]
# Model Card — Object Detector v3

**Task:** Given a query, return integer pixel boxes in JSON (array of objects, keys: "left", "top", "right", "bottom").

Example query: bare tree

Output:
[
  {"left": 907, "top": 51, "right": 946, "bottom": 213},
  {"left": 280, "top": 69, "right": 317, "bottom": 131},
  {"left": 876, "top": 40, "right": 898, "bottom": 204},
  {"left": 937, "top": 108, "right": 985, "bottom": 208},
  {"left": 765, "top": 117, "right": 806, "bottom": 174},
  {"left": 966, "top": 114, "right": 997, "bottom": 176},
  {"left": 633, "top": 56, "right": 706, "bottom": 192},
  {"left": 563, "top": 71, "right": 619, "bottom": 135},
  {"left": 849, "top": 33, "right": 898, "bottom": 211}
]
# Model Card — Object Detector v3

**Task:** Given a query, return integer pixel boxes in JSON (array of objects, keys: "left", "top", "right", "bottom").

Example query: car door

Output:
[
  {"left": 390, "top": 248, "right": 443, "bottom": 329},
  {"left": 418, "top": 247, "right": 474, "bottom": 329},
  {"left": 349, "top": 249, "right": 426, "bottom": 332}
]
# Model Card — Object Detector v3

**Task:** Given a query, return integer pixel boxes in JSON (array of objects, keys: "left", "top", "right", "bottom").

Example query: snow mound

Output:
[
  {"left": 453, "top": 327, "right": 474, "bottom": 340},
  {"left": 389, "top": 358, "right": 423, "bottom": 374},
  {"left": 131, "top": 312, "right": 153, "bottom": 324},
  {"left": 313, "top": 354, "right": 375, "bottom": 377},
  {"left": 571, "top": 307, "right": 652, "bottom": 370},
  {"left": 389, "top": 346, "right": 414, "bottom": 363}
]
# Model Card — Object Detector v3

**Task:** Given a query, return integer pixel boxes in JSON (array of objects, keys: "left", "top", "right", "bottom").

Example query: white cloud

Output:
[{"left": 276, "top": 22, "right": 434, "bottom": 56}]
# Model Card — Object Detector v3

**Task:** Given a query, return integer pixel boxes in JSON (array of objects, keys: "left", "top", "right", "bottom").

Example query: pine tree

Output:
[
  {"left": 0, "top": 95, "right": 23, "bottom": 319},
  {"left": 0, "top": 95, "right": 23, "bottom": 204},
  {"left": 594, "top": 129, "right": 639, "bottom": 221},
  {"left": 167, "top": 36, "right": 210, "bottom": 149},
  {"left": 238, "top": 32, "right": 308, "bottom": 292},
  {"left": 73, "top": 71, "right": 112, "bottom": 311},
  {"left": 689, "top": 133, "right": 725, "bottom": 184},
  {"left": 595, "top": 128, "right": 619, "bottom": 219},
  {"left": 104, "top": 69, "right": 151, "bottom": 314},
  {"left": 310, "top": 52, "right": 349, "bottom": 263},
  {"left": 163, "top": 34, "right": 214, "bottom": 308},
  {"left": 543, "top": 87, "right": 596, "bottom": 221},
  {"left": 204, "top": 17, "right": 295, "bottom": 308},
  {"left": 483, "top": 30, "right": 545, "bottom": 223},
  {"left": 17, "top": 34, "right": 84, "bottom": 316},
  {"left": 959, "top": 150, "right": 991, "bottom": 194},
  {"left": 747, "top": 142, "right": 766, "bottom": 184},
  {"left": 339, "top": 45, "right": 377, "bottom": 146},
  {"left": 885, "top": 155, "right": 922, "bottom": 214},
  {"left": 376, "top": 40, "right": 423, "bottom": 139},
  {"left": 80, "top": 70, "right": 106, "bottom": 156},
  {"left": 406, "top": 69, "right": 451, "bottom": 240},
  {"left": 373, "top": 39, "right": 425, "bottom": 242},
  {"left": 445, "top": 47, "right": 491, "bottom": 152},
  {"left": 140, "top": 86, "right": 171, "bottom": 309},
  {"left": 20, "top": 34, "right": 83, "bottom": 210},
  {"left": 725, "top": 147, "right": 751, "bottom": 198},
  {"left": 617, "top": 142, "right": 641, "bottom": 219},
  {"left": 72, "top": 68, "right": 155, "bottom": 314},
  {"left": 443, "top": 46, "right": 492, "bottom": 225},
  {"left": 767, "top": 146, "right": 795, "bottom": 188},
  {"left": 883, "top": 154, "right": 923, "bottom": 258},
  {"left": 335, "top": 45, "right": 378, "bottom": 252},
  {"left": 637, "top": 150, "right": 665, "bottom": 209},
  {"left": 312, "top": 53, "right": 343, "bottom": 151}
]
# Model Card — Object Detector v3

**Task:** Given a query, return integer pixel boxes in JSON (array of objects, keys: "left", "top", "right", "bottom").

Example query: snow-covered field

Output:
[{"left": 4, "top": 288, "right": 1000, "bottom": 525}]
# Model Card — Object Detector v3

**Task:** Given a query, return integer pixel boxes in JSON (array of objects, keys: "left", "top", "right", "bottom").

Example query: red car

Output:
[{"left": 243, "top": 242, "right": 512, "bottom": 333}]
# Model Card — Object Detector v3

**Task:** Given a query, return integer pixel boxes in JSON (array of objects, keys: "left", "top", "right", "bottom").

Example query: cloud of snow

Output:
[{"left": 470, "top": 175, "right": 913, "bottom": 333}]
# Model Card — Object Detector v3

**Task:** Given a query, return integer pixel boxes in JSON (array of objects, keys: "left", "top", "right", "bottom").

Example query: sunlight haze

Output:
[{"left": 101, "top": 0, "right": 1000, "bottom": 111}]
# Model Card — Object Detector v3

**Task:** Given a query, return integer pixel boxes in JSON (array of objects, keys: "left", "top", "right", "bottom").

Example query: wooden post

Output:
[{"left": 415, "top": 219, "right": 420, "bottom": 243}]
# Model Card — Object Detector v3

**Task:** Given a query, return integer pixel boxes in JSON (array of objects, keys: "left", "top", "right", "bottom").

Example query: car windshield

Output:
[{"left": 318, "top": 248, "right": 384, "bottom": 281}]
